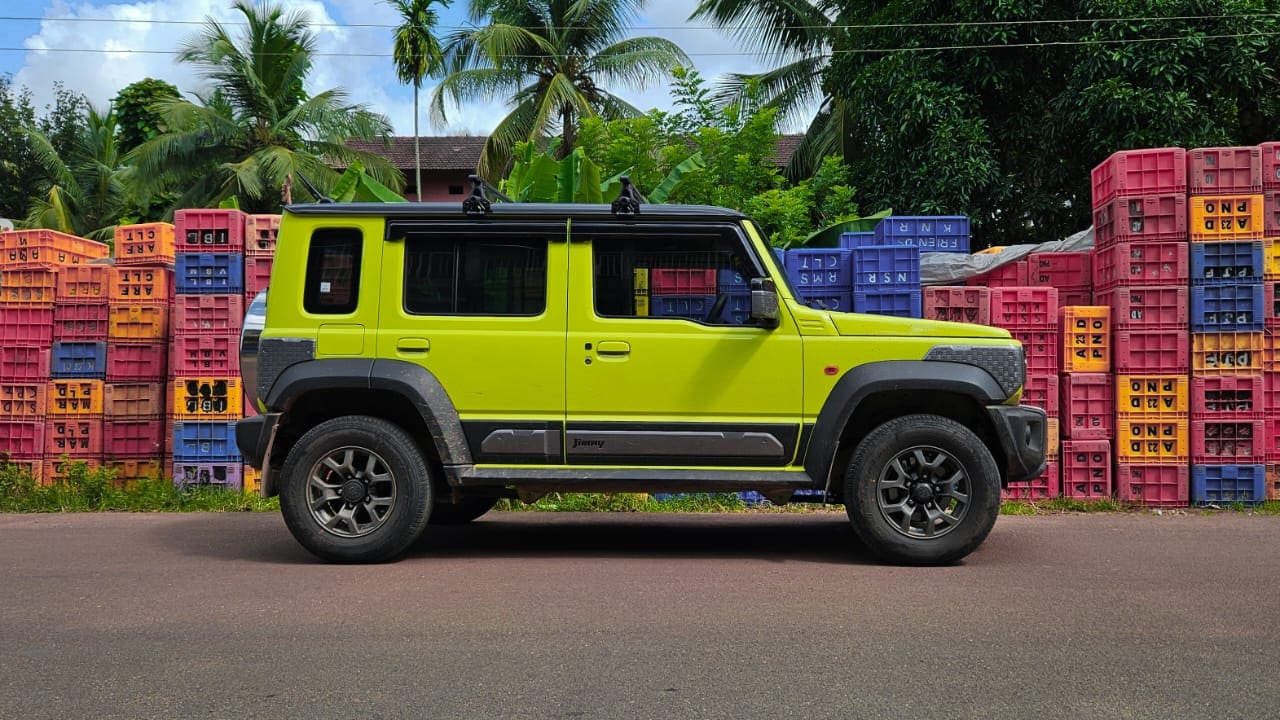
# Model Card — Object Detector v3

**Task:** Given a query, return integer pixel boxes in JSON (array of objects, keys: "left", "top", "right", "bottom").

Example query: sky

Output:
[{"left": 0, "top": 0, "right": 781, "bottom": 136}]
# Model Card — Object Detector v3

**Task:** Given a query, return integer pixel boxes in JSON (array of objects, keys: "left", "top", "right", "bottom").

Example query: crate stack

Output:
[
  {"left": 839, "top": 216, "right": 971, "bottom": 318},
  {"left": 784, "top": 247, "right": 854, "bottom": 313},
  {"left": 1059, "top": 306, "right": 1112, "bottom": 500},
  {"left": 1183, "top": 147, "right": 1268, "bottom": 506},
  {"left": 171, "top": 209, "right": 248, "bottom": 492},
  {"left": 0, "top": 230, "right": 111, "bottom": 484},
  {"left": 1261, "top": 143, "right": 1280, "bottom": 499},
  {"left": 105, "top": 223, "right": 175, "bottom": 484}
]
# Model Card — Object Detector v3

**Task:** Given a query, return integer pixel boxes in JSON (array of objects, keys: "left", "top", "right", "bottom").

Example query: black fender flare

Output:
[
  {"left": 803, "top": 360, "right": 1007, "bottom": 487},
  {"left": 265, "top": 358, "right": 472, "bottom": 466}
]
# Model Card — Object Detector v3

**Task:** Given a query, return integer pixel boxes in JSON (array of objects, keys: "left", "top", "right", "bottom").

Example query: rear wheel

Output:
[
  {"left": 844, "top": 414, "right": 1000, "bottom": 565},
  {"left": 279, "top": 416, "right": 433, "bottom": 563}
]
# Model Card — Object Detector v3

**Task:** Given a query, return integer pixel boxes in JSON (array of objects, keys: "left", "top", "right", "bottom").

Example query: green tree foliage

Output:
[
  {"left": 24, "top": 106, "right": 127, "bottom": 240},
  {"left": 112, "top": 78, "right": 181, "bottom": 153},
  {"left": 388, "top": 0, "right": 451, "bottom": 197},
  {"left": 0, "top": 76, "right": 41, "bottom": 221},
  {"left": 743, "top": 155, "right": 859, "bottom": 247},
  {"left": 431, "top": 0, "right": 691, "bottom": 177},
  {"left": 129, "top": 0, "right": 400, "bottom": 212},
  {"left": 825, "top": 1, "right": 1280, "bottom": 247}
]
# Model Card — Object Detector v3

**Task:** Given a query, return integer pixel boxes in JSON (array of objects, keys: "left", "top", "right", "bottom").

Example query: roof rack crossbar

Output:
[{"left": 611, "top": 176, "right": 642, "bottom": 217}]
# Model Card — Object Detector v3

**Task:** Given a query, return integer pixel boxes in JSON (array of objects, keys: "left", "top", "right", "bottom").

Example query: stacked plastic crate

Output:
[
  {"left": 855, "top": 216, "right": 972, "bottom": 317},
  {"left": 991, "top": 286, "right": 1061, "bottom": 499},
  {"left": 1266, "top": 143, "right": 1280, "bottom": 499},
  {"left": 648, "top": 268, "right": 721, "bottom": 320},
  {"left": 1185, "top": 147, "right": 1268, "bottom": 506},
  {"left": 171, "top": 209, "right": 247, "bottom": 491},
  {"left": 1059, "top": 305, "right": 1112, "bottom": 500},
  {"left": 1091, "top": 148, "right": 1193, "bottom": 506},
  {"left": 241, "top": 214, "right": 278, "bottom": 494},
  {"left": 784, "top": 247, "right": 853, "bottom": 313},
  {"left": 105, "top": 224, "right": 173, "bottom": 484},
  {"left": 0, "top": 230, "right": 110, "bottom": 484}
]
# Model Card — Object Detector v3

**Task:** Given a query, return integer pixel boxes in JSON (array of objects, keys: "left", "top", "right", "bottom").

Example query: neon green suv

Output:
[{"left": 237, "top": 186, "right": 1046, "bottom": 565}]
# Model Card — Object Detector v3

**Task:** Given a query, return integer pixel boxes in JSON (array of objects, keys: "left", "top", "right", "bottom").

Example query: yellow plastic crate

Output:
[
  {"left": 103, "top": 459, "right": 164, "bottom": 486},
  {"left": 1046, "top": 417, "right": 1059, "bottom": 460},
  {"left": 47, "top": 379, "right": 104, "bottom": 415},
  {"left": 1061, "top": 306, "right": 1110, "bottom": 372},
  {"left": 1189, "top": 194, "right": 1264, "bottom": 240},
  {"left": 1115, "top": 375, "right": 1190, "bottom": 415},
  {"left": 170, "top": 377, "right": 243, "bottom": 420},
  {"left": 1116, "top": 416, "right": 1189, "bottom": 463},
  {"left": 1192, "top": 332, "right": 1264, "bottom": 374},
  {"left": 1266, "top": 239, "right": 1280, "bottom": 281},
  {"left": 108, "top": 303, "right": 169, "bottom": 341},
  {"left": 243, "top": 465, "right": 262, "bottom": 496}
]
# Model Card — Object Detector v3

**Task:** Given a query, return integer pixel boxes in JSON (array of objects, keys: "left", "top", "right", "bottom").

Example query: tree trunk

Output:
[
  {"left": 560, "top": 104, "right": 576, "bottom": 158},
  {"left": 413, "top": 84, "right": 422, "bottom": 201}
]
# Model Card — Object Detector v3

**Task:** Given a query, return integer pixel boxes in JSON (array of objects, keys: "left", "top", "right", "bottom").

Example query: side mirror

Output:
[{"left": 750, "top": 277, "right": 780, "bottom": 329}]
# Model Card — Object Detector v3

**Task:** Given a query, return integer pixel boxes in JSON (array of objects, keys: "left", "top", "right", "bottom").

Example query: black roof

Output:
[{"left": 285, "top": 201, "right": 747, "bottom": 221}]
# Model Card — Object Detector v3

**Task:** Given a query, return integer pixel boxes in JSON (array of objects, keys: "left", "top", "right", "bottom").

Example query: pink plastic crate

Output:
[
  {"left": 649, "top": 268, "right": 716, "bottom": 295},
  {"left": 1264, "top": 142, "right": 1280, "bottom": 191},
  {"left": 1113, "top": 329, "right": 1190, "bottom": 374},
  {"left": 1062, "top": 440, "right": 1112, "bottom": 500},
  {"left": 1115, "top": 464, "right": 1189, "bottom": 507},
  {"left": 53, "top": 303, "right": 109, "bottom": 342},
  {"left": 1061, "top": 373, "right": 1113, "bottom": 440},
  {"left": 1010, "top": 330, "right": 1060, "bottom": 374},
  {"left": 1269, "top": 418, "right": 1280, "bottom": 462},
  {"left": 1191, "top": 375, "right": 1266, "bottom": 419},
  {"left": 174, "top": 209, "right": 247, "bottom": 252},
  {"left": 1028, "top": 252, "right": 1091, "bottom": 288},
  {"left": 0, "top": 419, "right": 45, "bottom": 457},
  {"left": 922, "top": 286, "right": 990, "bottom": 324},
  {"left": 1093, "top": 194, "right": 1188, "bottom": 246},
  {"left": 172, "top": 295, "right": 244, "bottom": 336},
  {"left": 105, "top": 342, "right": 167, "bottom": 382},
  {"left": 1092, "top": 148, "right": 1187, "bottom": 206},
  {"left": 169, "top": 335, "right": 238, "bottom": 376},
  {"left": 0, "top": 346, "right": 51, "bottom": 381},
  {"left": 966, "top": 260, "right": 1028, "bottom": 287},
  {"left": 103, "top": 417, "right": 165, "bottom": 458},
  {"left": 244, "top": 214, "right": 280, "bottom": 256},
  {"left": 1022, "top": 373, "right": 1059, "bottom": 417},
  {"left": 1099, "top": 286, "right": 1189, "bottom": 329},
  {"left": 1265, "top": 190, "right": 1279, "bottom": 237},
  {"left": 0, "top": 307, "right": 54, "bottom": 347},
  {"left": 990, "top": 287, "right": 1059, "bottom": 329},
  {"left": 1192, "top": 418, "right": 1266, "bottom": 463},
  {"left": 1188, "top": 146, "right": 1263, "bottom": 195},
  {"left": 1003, "top": 462, "right": 1059, "bottom": 501},
  {"left": 1093, "top": 242, "right": 1189, "bottom": 290},
  {"left": 244, "top": 256, "right": 272, "bottom": 296}
]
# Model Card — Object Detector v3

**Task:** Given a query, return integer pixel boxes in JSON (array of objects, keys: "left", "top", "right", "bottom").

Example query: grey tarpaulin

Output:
[{"left": 920, "top": 227, "right": 1096, "bottom": 285}]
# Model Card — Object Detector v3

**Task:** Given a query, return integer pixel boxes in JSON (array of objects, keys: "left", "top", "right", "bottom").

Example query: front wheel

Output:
[
  {"left": 844, "top": 414, "right": 1000, "bottom": 565},
  {"left": 279, "top": 416, "right": 433, "bottom": 563}
]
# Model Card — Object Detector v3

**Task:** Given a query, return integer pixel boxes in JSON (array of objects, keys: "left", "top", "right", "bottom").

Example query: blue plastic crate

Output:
[
  {"left": 1190, "top": 283, "right": 1265, "bottom": 332},
  {"left": 1190, "top": 241, "right": 1264, "bottom": 284},
  {"left": 838, "top": 231, "right": 876, "bottom": 249},
  {"left": 797, "top": 290, "right": 853, "bottom": 313},
  {"left": 855, "top": 290, "right": 923, "bottom": 318},
  {"left": 650, "top": 294, "right": 716, "bottom": 320},
  {"left": 175, "top": 253, "right": 245, "bottom": 294},
  {"left": 852, "top": 245, "right": 921, "bottom": 292},
  {"left": 874, "top": 216, "right": 971, "bottom": 253},
  {"left": 172, "top": 421, "right": 240, "bottom": 462},
  {"left": 718, "top": 268, "right": 749, "bottom": 291},
  {"left": 720, "top": 293, "right": 752, "bottom": 324},
  {"left": 771, "top": 247, "right": 785, "bottom": 265},
  {"left": 50, "top": 341, "right": 107, "bottom": 378},
  {"left": 785, "top": 248, "right": 852, "bottom": 289},
  {"left": 1191, "top": 464, "right": 1266, "bottom": 506}
]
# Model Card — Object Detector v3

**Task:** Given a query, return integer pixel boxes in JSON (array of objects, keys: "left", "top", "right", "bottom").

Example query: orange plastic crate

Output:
[
  {"left": 55, "top": 265, "right": 111, "bottom": 302},
  {"left": 104, "top": 382, "right": 166, "bottom": 418},
  {"left": 42, "top": 457, "right": 102, "bottom": 486},
  {"left": 1115, "top": 375, "right": 1189, "bottom": 415},
  {"left": 1046, "top": 418, "right": 1060, "bottom": 460},
  {"left": 107, "top": 304, "right": 169, "bottom": 341},
  {"left": 244, "top": 214, "right": 280, "bottom": 256},
  {"left": 1116, "top": 416, "right": 1189, "bottom": 463},
  {"left": 46, "top": 379, "right": 104, "bottom": 415},
  {"left": 113, "top": 223, "right": 175, "bottom": 266},
  {"left": 0, "top": 229, "right": 109, "bottom": 267},
  {"left": 1189, "top": 195, "right": 1264, "bottom": 240},
  {"left": 1060, "top": 306, "right": 1110, "bottom": 372},
  {"left": 0, "top": 382, "right": 46, "bottom": 418},
  {"left": 108, "top": 267, "right": 172, "bottom": 304},
  {"left": 103, "top": 458, "right": 164, "bottom": 485},
  {"left": 169, "top": 377, "right": 243, "bottom": 421},
  {"left": 0, "top": 268, "right": 57, "bottom": 305}
]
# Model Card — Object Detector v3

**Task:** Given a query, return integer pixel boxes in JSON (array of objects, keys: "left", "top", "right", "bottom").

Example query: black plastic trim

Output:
[
  {"left": 987, "top": 404, "right": 1048, "bottom": 483},
  {"left": 287, "top": 202, "right": 746, "bottom": 221},
  {"left": 562, "top": 422, "right": 799, "bottom": 467},
  {"left": 462, "top": 421, "right": 563, "bottom": 464},
  {"left": 235, "top": 414, "right": 277, "bottom": 469},
  {"left": 448, "top": 466, "right": 813, "bottom": 492}
]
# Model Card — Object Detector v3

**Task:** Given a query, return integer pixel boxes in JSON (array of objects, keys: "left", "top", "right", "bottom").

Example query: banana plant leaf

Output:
[
  {"left": 331, "top": 160, "right": 407, "bottom": 203},
  {"left": 648, "top": 151, "right": 706, "bottom": 204}
]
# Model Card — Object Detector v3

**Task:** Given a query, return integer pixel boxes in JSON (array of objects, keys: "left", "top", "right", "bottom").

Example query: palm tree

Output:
[
  {"left": 431, "top": 0, "right": 691, "bottom": 178},
  {"left": 389, "top": 0, "right": 451, "bottom": 200},
  {"left": 689, "top": 0, "right": 843, "bottom": 178},
  {"left": 130, "top": 0, "right": 401, "bottom": 211},
  {"left": 24, "top": 106, "right": 127, "bottom": 240}
]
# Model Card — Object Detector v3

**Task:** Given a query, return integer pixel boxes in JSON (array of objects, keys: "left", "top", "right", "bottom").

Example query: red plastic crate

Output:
[
  {"left": 46, "top": 417, "right": 102, "bottom": 456},
  {"left": 1113, "top": 329, "right": 1189, "bottom": 374},
  {"left": 1098, "top": 286, "right": 1189, "bottom": 329},
  {"left": 1062, "top": 440, "right": 1112, "bottom": 500},
  {"left": 1266, "top": 190, "right": 1279, "bottom": 237},
  {"left": 53, "top": 302, "right": 109, "bottom": 342},
  {"left": 172, "top": 295, "right": 244, "bottom": 336},
  {"left": 1028, "top": 252, "right": 1091, "bottom": 287},
  {"left": 1188, "top": 146, "right": 1263, "bottom": 195},
  {"left": 922, "top": 286, "right": 990, "bottom": 324},
  {"left": 103, "top": 417, "right": 165, "bottom": 458},
  {"left": 0, "top": 268, "right": 57, "bottom": 305},
  {"left": 0, "top": 419, "right": 45, "bottom": 456},
  {"left": 1061, "top": 373, "right": 1112, "bottom": 440},
  {"left": 1003, "top": 462, "right": 1059, "bottom": 502},
  {"left": 966, "top": 260, "right": 1028, "bottom": 287},
  {"left": 244, "top": 255, "right": 272, "bottom": 296},
  {"left": 1009, "top": 330, "right": 1060, "bottom": 374},
  {"left": 1264, "top": 142, "right": 1280, "bottom": 191},
  {"left": 649, "top": 268, "right": 717, "bottom": 295},
  {"left": 245, "top": 214, "right": 280, "bottom": 256},
  {"left": 169, "top": 335, "right": 239, "bottom": 376},
  {"left": 0, "top": 346, "right": 51, "bottom": 381},
  {"left": 1115, "top": 464, "right": 1189, "bottom": 507},
  {"left": 109, "top": 267, "right": 172, "bottom": 304},
  {"left": 105, "top": 342, "right": 167, "bottom": 382},
  {"left": 55, "top": 265, "right": 111, "bottom": 302},
  {"left": 104, "top": 382, "right": 166, "bottom": 418},
  {"left": 990, "top": 287, "right": 1059, "bottom": 329},
  {"left": 1191, "top": 418, "right": 1266, "bottom": 463},
  {"left": 1021, "top": 373, "right": 1059, "bottom": 417},
  {"left": 174, "top": 208, "right": 247, "bottom": 252},
  {"left": 1092, "top": 242, "right": 1189, "bottom": 291},
  {"left": 1092, "top": 148, "right": 1187, "bottom": 206},
  {"left": 1093, "top": 194, "right": 1188, "bottom": 247},
  {"left": 1191, "top": 375, "right": 1266, "bottom": 419},
  {"left": 0, "top": 307, "right": 54, "bottom": 347}
]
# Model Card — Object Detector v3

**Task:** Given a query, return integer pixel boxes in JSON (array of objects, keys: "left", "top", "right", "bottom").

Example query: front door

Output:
[{"left": 564, "top": 222, "right": 804, "bottom": 467}]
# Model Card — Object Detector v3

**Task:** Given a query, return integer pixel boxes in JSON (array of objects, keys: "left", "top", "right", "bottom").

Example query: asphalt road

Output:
[{"left": 1, "top": 510, "right": 1278, "bottom": 720}]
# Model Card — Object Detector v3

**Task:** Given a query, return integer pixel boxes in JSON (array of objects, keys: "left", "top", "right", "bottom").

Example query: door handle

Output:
[
  {"left": 596, "top": 341, "right": 631, "bottom": 356},
  {"left": 397, "top": 337, "right": 431, "bottom": 353}
]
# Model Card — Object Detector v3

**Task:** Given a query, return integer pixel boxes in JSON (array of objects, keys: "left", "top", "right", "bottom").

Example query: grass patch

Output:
[
  {"left": 494, "top": 492, "right": 842, "bottom": 513},
  {"left": 0, "top": 461, "right": 277, "bottom": 513}
]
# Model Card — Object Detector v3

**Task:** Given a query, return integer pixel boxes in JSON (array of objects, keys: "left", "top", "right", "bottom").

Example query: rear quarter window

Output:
[{"left": 303, "top": 228, "right": 362, "bottom": 314}]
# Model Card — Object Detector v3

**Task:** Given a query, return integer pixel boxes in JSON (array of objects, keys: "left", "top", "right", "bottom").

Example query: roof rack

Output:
[
  {"left": 611, "top": 176, "right": 642, "bottom": 217},
  {"left": 462, "top": 174, "right": 491, "bottom": 216}
]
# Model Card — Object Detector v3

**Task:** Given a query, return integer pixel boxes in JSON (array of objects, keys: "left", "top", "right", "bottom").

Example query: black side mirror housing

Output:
[{"left": 750, "top": 277, "right": 780, "bottom": 329}]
